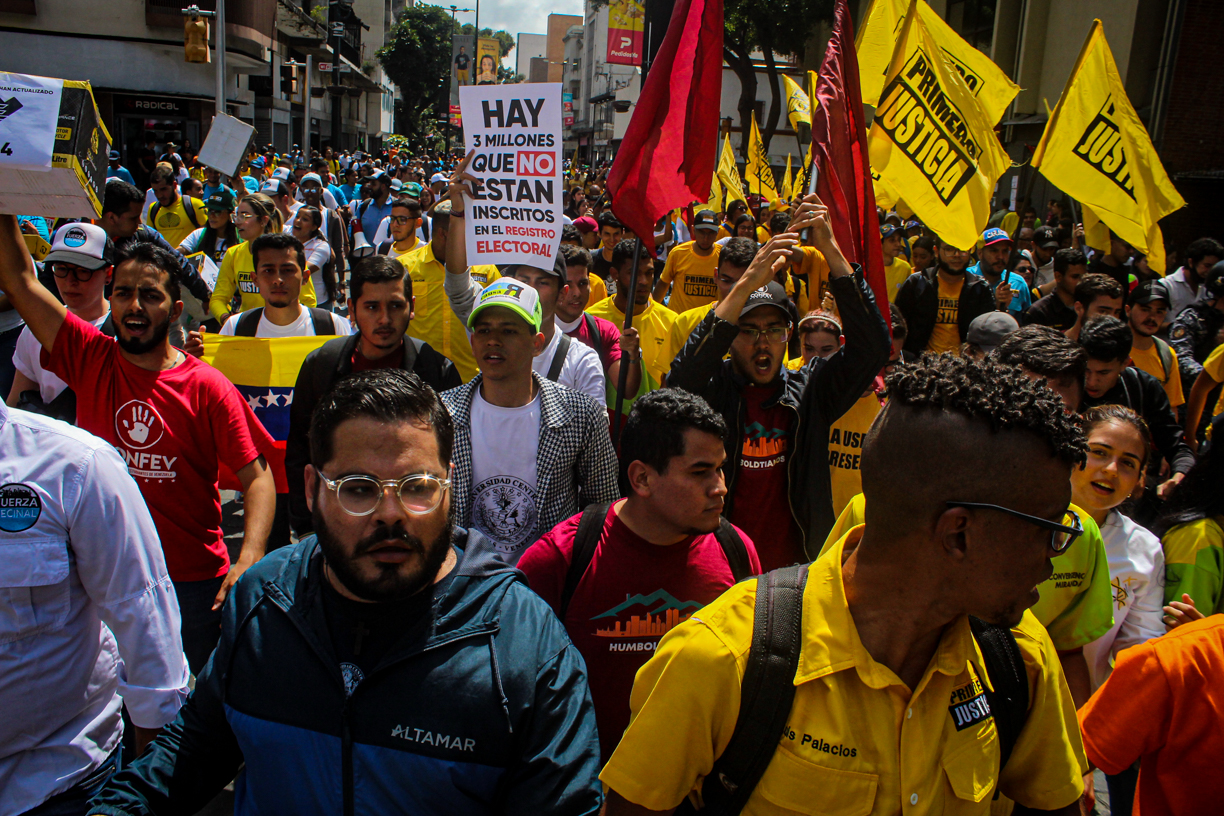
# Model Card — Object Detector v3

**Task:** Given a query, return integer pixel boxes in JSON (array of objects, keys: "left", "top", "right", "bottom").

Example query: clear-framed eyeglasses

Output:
[{"left": 319, "top": 472, "right": 451, "bottom": 516}]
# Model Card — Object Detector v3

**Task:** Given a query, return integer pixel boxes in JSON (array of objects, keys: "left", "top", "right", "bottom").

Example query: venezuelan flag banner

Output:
[{"left": 202, "top": 334, "right": 332, "bottom": 492}]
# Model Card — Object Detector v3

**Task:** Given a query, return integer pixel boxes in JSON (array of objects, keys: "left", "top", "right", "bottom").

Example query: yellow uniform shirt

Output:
[
  {"left": 790, "top": 246, "right": 832, "bottom": 313},
  {"left": 209, "top": 241, "right": 317, "bottom": 321},
  {"left": 586, "top": 295, "right": 677, "bottom": 402},
  {"left": 884, "top": 256, "right": 912, "bottom": 304},
  {"left": 828, "top": 392, "right": 884, "bottom": 517},
  {"left": 1202, "top": 343, "right": 1224, "bottom": 416},
  {"left": 1129, "top": 340, "right": 1184, "bottom": 407},
  {"left": 663, "top": 301, "right": 716, "bottom": 371},
  {"left": 387, "top": 235, "right": 421, "bottom": 260},
  {"left": 1162, "top": 516, "right": 1224, "bottom": 614},
  {"left": 658, "top": 241, "right": 721, "bottom": 314},
  {"left": 756, "top": 225, "right": 771, "bottom": 244},
  {"left": 602, "top": 528, "right": 1087, "bottom": 815},
  {"left": 587, "top": 273, "right": 608, "bottom": 306},
  {"left": 928, "top": 275, "right": 963, "bottom": 355},
  {"left": 397, "top": 242, "right": 499, "bottom": 382},
  {"left": 825, "top": 497, "right": 1114, "bottom": 652},
  {"left": 148, "top": 195, "right": 208, "bottom": 250}
]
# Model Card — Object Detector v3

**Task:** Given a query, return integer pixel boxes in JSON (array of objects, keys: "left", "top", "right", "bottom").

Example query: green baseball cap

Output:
[
  {"left": 206, "top": 188, "right": 237, "bottom": 211},
  {"left": 467, "top": 279, "right": 543, "bottom": 333}
]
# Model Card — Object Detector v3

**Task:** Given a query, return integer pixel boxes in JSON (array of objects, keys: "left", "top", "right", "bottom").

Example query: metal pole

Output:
[
  {"left": 611, "top": 237, "right": 643, "bottom": 448},
  {"left": 474, "top": 0, "right": 479, "bottom": 41},
  {"left": 215, "top": 0, "right": 226, "bottom": 120},
  {"left": 303, "top": 55, "right": 312, "bottom": 155},
  {"left": 331, "top": 31, "right": 342, "bottom": 153}
]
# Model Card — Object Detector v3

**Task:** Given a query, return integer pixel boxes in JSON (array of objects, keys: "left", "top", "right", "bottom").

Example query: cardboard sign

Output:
[
  {"left": 459, "top": 83, "right": 563, "bottom": 270},
  {"left": 0, "top": 72, "right": 63, "bottom": 171},
  {"left": 198, "top": 113, "right": 256, "bottom": 178}
]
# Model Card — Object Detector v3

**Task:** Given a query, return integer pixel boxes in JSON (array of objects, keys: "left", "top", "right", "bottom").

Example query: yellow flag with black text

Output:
[
  {"left": 781, "top": 154, "right": 794, "bottom": 201},
  {"left": 1031, "top": 20, "right": 1183, "bottom": 274},
  {"left": 707, "top": 170, "right": 722, "bottom": 213},
  {"left": 717, "top": 134, "right": 746, "bottom": 205},
  {"left": 868, "top": 0, "right": 1009, "bottom": 250},
  {"left": 782, "top": 74, "right": 811, "bottom": 133},
  {"left": 857, "top": 0, "right": 1019, "bottom": 125},
  {"left": 744, "top": 114, "right": 780, "bottom": 203}
]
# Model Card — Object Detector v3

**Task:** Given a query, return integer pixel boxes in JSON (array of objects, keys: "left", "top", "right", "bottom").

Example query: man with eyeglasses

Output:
[
  {"left": 7, "top": 223, "right": 115, "bottom": 420},
  {"left": 601, "top": 355, "right": 1091, "bottom": 816},
  {"left": 87, "top": 369, "right": 602, "bottom": 816},
  {"left": 668, "top": 195, "right": 891, "bottom": 571},
  {"left": 377, "top": 196, "right": 424, "bottom": 259}
]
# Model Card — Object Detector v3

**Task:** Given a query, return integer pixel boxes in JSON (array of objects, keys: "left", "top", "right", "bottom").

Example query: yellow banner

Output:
[
  {"left": 1031, "top": 19, "right": 1183, "bottom": 274},
  {"left": 782, "top": 74, "right": 811, "bottom": 132},
  {"left": 867, "top": 0, "right": 1010, "bottom": 250},
  {"left": 871, "top": 166, "right": 900, "bottom": 210},
  {"left": 857, "top": 0, "right": 1019, "bottom": 125},
  {"left": 707, "top": 170, "right": 722, "bottom": 212},
  {"left": 744, "top": 114, "right": 780, "bottom": 203},
  {"left": 718, "top": 134, "right": 746, "bottom": 205},
  {"left": 781, "top": 154, "right": 795, "bottom": 201}
]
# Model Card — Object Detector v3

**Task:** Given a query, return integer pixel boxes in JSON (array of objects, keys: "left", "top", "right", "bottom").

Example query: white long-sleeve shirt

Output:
[
  {"left": 1083, "top": 509, "right": 1166, "bottom": 690},
  {"left": 0, "top": 401, "right": 189, "bottom": 814}
]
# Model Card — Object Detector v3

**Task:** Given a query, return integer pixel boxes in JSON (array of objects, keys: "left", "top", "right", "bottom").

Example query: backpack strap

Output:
[
  {"left": 558, "top": 501, "right": 614, "bottom": 620},
  {"left": 968, "top": 616, "right": 1030, "bottom": 775},
  {"left": 182, "top": 196, "right": 202, "bottom": 229},
  {"left": 149, "top": 201, "right": 160, "bottom": 226},
  {"left": 1153, "top": 336, "right": 1175, "bottom": 384},
  {"left": 308, "top": 307, "right": 336, "bottom": 336},
  {"left": 234, "top": 308, "right": 263, "bottom": 337},
  {"left": 376, "top": 240, "right": 393, "bottom": 256},
  {"left": 677, "top": 564, "right": 808, "bottom": 816},
  {"left": 583, "top": 313, "right": 605, "bottom": 361},
  {"left": 546, "top": 333, "right": 572, "bottom": 382},
  {"left": 713, "top": 518, "right": 753, "bottom": 582}
]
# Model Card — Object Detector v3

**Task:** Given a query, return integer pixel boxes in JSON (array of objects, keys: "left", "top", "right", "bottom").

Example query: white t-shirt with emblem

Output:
[
  {"left": 468, "top": 387, "right": 540, "bottom": 564},
  {"left": 13, "top": 312, "right": 110, "bottom": 403}
]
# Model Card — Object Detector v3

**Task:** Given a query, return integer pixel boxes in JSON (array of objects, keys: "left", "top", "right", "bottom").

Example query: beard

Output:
[
  {"left": 116, "top": 312, "right": 171, "bottom": 355},
  {"left": 314, "top": 507, "right": 453, "bottom": 603},
  {"left": 938, "top": 259, "right": 967, "bottom": 277}
]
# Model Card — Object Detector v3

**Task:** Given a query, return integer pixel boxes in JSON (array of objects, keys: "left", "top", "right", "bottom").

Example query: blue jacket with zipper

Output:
[{"left": 88, "top": 531, "right": 602, "bottom": 816}]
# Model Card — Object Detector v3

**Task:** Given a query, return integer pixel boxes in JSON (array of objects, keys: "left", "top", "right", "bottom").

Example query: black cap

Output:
[
  {"left": 693, "top": 209, "right": 719, "bottom": 231},
  {"left": 739, "top": 282, "right": 791, "bottom": 320},
  {"left": 1130, "top": 279, "right": 1171, "bottom": 306},
  {"left": 1033, "top": 226, "right": 1059, "bottom": 250}
]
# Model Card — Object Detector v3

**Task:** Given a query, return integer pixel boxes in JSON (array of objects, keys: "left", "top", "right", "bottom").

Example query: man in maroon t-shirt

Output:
[
  {"left": 519, "top": 388, "right": 760, "bottom": 760},
  {"left": 555, "top": 243, "right": 641, "bottom": 402},
  {"left": 0, "top": 217, "right": 277, "bottom": 674}
]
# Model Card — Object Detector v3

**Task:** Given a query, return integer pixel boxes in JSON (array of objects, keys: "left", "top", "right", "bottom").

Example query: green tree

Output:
[
  {"left": 458, "top": 25, "right": 516, "bottom": 58},
  {"left": 378, "top": 5, "right": 454, "bottom": 147}
]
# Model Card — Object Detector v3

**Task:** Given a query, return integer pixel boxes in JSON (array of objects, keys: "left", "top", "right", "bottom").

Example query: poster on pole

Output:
[
  {"left": 459, "top": 82, "right": 563, "bottom": 270},
  {"left": 476, "top": 38, "right": 501, "bottom": 85},
  {"left": 606, "top": 0, "right": 645, "bottom": 66},
  {"left": 450, "top": 34, "right": 474, "bottom": 127}
]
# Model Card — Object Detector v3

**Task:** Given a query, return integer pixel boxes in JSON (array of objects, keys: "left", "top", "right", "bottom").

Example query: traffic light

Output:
[{"left": 184, "top": 14, "right": 210, "bottom": 64}]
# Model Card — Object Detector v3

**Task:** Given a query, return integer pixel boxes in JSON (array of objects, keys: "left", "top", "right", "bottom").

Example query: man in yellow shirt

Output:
[
  {"left": 881, "top": 223, "right": 912, "bottom": 303},
  {"left": 146, "top": 164, "right": 208, "bottom": 249},
  {"left": 653, "top": 209, "right": 721, "bottom": 313},
  {"left": 588, "top": 239, "right": 677, "bottom": 403},
  {"left": 895, "top": 238, "right": 994, "bottom": 357},
  {"left": 399, "top": 200, "right": 498, "bottom": 382},
  {"left": 602, "top": 354, "right": 1088, "bottom": 816},
  {"left": 1127, "top": 280, "right": 1184, "bottom": 408},
  {"left": 379, "top": 196, "right": 423, "bottom": 260}
]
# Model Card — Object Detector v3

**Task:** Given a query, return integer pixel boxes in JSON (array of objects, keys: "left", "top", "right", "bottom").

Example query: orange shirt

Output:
[{"left": 1078, "top": 614, "right": 1224, "bottom": 816}]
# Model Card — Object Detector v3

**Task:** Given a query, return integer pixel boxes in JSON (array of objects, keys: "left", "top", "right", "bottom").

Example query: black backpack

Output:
[
  {"left": 233, "top": 307, "right": 337, "bottom": 337},
  {"left": 672, "top": 564, "right": 1031, "bottom": 816},
  {"left": 558, "top": 502, "right": 753, "bottom": 618},
  {"left": 17, "top": 315, "right": 117, "bottom": 423},
  {"left": 545, "top": 333, "right": 573, "bottom": 385}
]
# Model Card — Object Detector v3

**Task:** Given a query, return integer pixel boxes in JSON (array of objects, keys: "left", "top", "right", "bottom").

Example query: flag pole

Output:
[{"left": 611, "top": 236, "right": 644, "bottom": 448}]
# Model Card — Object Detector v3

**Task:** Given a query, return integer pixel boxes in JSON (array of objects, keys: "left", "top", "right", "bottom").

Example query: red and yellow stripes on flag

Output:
[{"left": 202, "top": 334, "right": 333, "bottom": 492}]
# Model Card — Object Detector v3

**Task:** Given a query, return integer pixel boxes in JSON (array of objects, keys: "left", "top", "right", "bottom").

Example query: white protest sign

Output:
[
  {"left": 198, "top": 113, "right": 256, "bottom": 178},
  {"left": 0, "top": 73, "right": 64, "bottom": 172},
  {"left": 459, "top": 83, "right": 563, "bottom": 269}
]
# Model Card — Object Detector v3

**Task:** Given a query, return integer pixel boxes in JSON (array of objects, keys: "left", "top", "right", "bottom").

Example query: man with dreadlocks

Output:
[{"left": 601, "top": 355, "right": 1090, "bottom": 816}]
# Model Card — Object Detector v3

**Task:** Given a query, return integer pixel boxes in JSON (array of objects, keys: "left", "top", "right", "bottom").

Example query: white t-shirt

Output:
[
  {"left": 13, "top": 312, "right": 110, "bottom": 403},
  {"left": 1034, "top": 257, "right": 1054, "bottom": 288},
  {"left": 296, "top": 188, "right": 339, "bottom": 210},
  {"left": 468, "top": 387, "right": 541, "bottom": 564},
  {"left": 372, "top": 215, "right": 428, "bottom": 248},
  {"left": 302, "top": 237, "right": 333, "bottom": 303},
  {"left": 178, "top": 227, "right": 231, "bottom": 259},
  {"left": 1082, "top": 510, "right": 1166, "bottom": 690},
  {"left": 532, "top": 324, "right": 606, "bottom": 405},
  {"left": 219, "top": 305, "right": 352, "bottom": 338}
]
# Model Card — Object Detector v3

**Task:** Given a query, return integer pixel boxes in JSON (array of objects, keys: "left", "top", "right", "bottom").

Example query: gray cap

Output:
[{"left": 967, "top": 312, "right": 1020, "bottom": 353}]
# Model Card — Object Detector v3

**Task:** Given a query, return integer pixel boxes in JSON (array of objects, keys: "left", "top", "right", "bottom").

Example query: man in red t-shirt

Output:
[
  {"left": 0, "top": 216, "right": 277, "bottom": 675},
  {"left": 519, "top": 388, "right": 760, "bottom": 760},
  {"left": 555, "top": 243, "right": 642, "bottom": 401}
]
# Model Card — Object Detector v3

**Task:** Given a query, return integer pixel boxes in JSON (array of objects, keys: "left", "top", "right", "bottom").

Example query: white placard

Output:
[
  {"left": 198, "top": 113, "right": 256, "bottom": 178},
  {"left": 459, "top": 83, "right": 563, "bottom": 270},
  {"left": 0, "top": 73, "right": 64, "bottom": 172}
]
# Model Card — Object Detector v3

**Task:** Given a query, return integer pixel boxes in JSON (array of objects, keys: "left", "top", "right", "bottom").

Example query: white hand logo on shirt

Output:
[
  {"left": 115, "top": 400, "right": 166, "bottom": 450},
  {"left": 123, "top": 404, "right": 153, "bottom": 444}
]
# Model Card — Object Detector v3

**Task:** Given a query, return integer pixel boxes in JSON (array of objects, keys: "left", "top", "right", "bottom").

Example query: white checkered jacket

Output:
[{"left": 441, "top": 372, "right": 619, "bottom": 543}]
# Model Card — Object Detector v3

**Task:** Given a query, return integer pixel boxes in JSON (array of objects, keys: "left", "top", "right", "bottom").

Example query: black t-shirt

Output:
[
  {"left": 320, "top": 561, "right": 451, "bottom": 696},
  {"left": 592, "top": 247, "right": 615, "bottom": 285},
  {"left": 1087, "top": 257, "right": 1129, "bottom": 294},
  {"left": 1024, "top": 292, "right": 1077, "bottom": 331},
  {"left": 455, "top": 53, "right": 470, "bottom": 70}
]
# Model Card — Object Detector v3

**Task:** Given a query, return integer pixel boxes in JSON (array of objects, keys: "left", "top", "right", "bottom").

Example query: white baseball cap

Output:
[
  {"left": 44, "top": 223, "right": 113, "bottom": 270},
  {"left": 430, "top": 172, "right": 448, "bottom": 186}
]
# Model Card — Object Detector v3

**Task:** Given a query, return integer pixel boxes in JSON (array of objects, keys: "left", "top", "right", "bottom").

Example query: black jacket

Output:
[
  {"left": 668, "top": 270, "right": 891, "bottom": 555},
  {"left": 894, "top": 266, "right": 995, "bottom": 355},
  {"left": 287, "top": 334, "right": 462, "bottom": 534},
  {"left": 1083, "top": 366, "right": 1195, "bottom": 475},
  {"left": 1169, "top": 301, "right": 1224, "bottom": 390}
]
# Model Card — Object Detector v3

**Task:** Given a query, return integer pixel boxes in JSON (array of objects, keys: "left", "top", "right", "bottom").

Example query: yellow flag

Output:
[
  {"left": 857, "top": 0, "right": 1019, "bottom": 125},
  {"left": 781, "top": 154, "right": 794, "bottom": 200},
  {"left": 782, "top": 75, "right": 811, "bottom": 132},
  {"left": 871, "top": 166, "right": 900, "bottom": 210},
  {"left": 868, "top": 0, "right": 1010, "bottom": 250},
  {"left": 744, "top": 114, "right": 780, "bottom": 203},
  {"left": 718, "top": 134, "right": 746, "bottom": 205},
  {"left": 1031, "top": 19, "right": 1184, "bottom": 274},
  {"left": 707, "top": 170, "right": 723, "bottom": 213}
]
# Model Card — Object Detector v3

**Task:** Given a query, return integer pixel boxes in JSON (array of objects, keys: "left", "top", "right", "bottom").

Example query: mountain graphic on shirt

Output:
[
  {"left": 590, "top": 590, "right": 705, "bottom": 639},
  {"left": 742, "top": 421, "right": 787, "bottom": 458}
]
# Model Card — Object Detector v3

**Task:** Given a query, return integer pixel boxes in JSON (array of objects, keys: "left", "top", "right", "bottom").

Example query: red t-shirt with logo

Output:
[
  {"left": 729, "top": 383, "right": 802, "bottom": 572},
  {"left": 44, "top": 312, "right": 272, "bottom": 581},
  {"left": 565, "top": 313, "right": 622, "bottom": 374},
  {"left": 518, "top": 501, "right": 760, "bottom": 761}
]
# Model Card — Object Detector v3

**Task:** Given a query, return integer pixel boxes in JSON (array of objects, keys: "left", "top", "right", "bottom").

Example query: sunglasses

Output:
[{"left": 945, "top": 502, "right": 1083, "bottom": 554}]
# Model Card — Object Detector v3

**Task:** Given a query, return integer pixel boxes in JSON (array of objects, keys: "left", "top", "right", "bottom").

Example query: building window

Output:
[{"left": 945, "top": 0, "right": 997, "bottom": 54}]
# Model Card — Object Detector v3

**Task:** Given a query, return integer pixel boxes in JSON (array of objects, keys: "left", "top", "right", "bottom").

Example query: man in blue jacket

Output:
[{"left": 88, "top": 369, "right": 602, "bottom": 816}]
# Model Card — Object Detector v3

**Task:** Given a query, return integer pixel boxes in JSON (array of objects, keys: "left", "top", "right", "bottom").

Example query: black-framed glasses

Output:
[
  {"left": 946, "top": 502, "right": 1083, "bottom": 554},
  {"left": 738, "top": 326, "right": 790, "bottom": 344},
  {"left": 49, "top": 262, "right": 103, "bottom": 282},
  {"left": 389, "top": 215, "right": 415, "bottom": 225},
  {"left": 320, "top": 472, "right": 451, "bottom": 516}
]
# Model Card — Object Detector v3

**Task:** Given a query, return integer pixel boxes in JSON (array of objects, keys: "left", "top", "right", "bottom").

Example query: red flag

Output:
[
  {"left": 809, "top": 0, "right": 889, "bottom": 320},
  {"left": 607, "top": 0, "right": 723, "bottom": 253}
]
